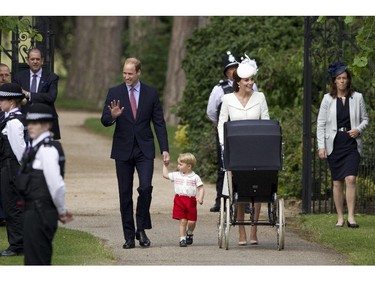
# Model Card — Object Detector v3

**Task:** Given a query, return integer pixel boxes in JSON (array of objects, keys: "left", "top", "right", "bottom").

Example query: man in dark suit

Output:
[
  {"left": 101, "top": 57, "right": 170, "bottom": 249},
  {"left": 13, "top": 48, "right": 61, "bottom": 140}
]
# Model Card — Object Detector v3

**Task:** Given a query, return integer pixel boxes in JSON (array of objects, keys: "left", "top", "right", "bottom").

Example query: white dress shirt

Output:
[{"left": 29, "top": 69, "right": 42, "bottom": 91}]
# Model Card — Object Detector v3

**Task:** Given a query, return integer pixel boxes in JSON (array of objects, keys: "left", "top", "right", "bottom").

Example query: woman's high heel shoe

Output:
[
  {"left": 347, "top": 221, "right": 359, "bottom": 228},
  {"left": 335, "top": 221, "right": 345, "bottom": 227}
]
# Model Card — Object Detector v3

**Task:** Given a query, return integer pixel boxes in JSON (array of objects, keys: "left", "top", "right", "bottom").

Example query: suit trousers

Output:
[{"left": 115, "top": 142, "right": 154, "bottom": 241}]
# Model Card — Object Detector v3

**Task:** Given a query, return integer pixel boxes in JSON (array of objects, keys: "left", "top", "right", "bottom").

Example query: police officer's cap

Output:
[
  {"left": 26, "top": 103, "right": 54, "bottom": 122},
  {"left": 223, "top": 51, "right": 239, "bottom": 76},
  {"left": 0, "top": 83, "right": 25, "bottom": 100}
]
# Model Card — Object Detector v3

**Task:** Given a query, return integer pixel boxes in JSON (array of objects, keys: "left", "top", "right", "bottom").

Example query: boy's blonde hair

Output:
[{"left": 178, "top": 153, "right": 197, "bottom": 168}]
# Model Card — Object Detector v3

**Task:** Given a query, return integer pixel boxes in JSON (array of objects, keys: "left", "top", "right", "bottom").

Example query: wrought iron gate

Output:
[
  {"left": 0, "top": 16, "right": 55, "bottom": 75},
  {"left": 302, "top": 16, "right": 375, "bottom": 215}
]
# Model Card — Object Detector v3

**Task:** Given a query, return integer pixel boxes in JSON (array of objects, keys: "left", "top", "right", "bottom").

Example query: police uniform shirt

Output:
[
  {"left": 206, "top": 80, "right": 234, "bottom": 124},
  {"left": 31, "top": 131, "right": 66, "bottom": 215},
  {"left": 2, "top": 108, "right": 26, "bottom": 163}
]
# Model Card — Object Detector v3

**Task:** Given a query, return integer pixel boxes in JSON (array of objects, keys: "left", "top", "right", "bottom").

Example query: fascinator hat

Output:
[
  {"left": 236, "top": 54, "right": 258, "bottom": 79},
  {"left": 328, "top": 61, "right": 347, "bottom": 78}
]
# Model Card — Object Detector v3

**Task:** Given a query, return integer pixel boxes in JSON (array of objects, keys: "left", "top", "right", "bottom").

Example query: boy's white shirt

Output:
[{"left": 168, "top": 171, "right": 203, "bottom": 197}]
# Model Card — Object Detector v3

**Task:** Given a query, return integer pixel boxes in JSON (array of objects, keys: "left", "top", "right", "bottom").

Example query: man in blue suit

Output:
[
  {"left": 13, "top": 48, "right": 61, "bottom": 140},
  {"left": 101, "top": 57, "right": 170, "bottom": 249}
]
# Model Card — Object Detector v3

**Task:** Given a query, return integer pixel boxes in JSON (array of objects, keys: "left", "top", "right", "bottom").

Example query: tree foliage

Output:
[
  {"left": 122, "top": 17, "right": 172, "bottom": 95},
  {"left": 0, "top": 16, "right": 42, "bottom": 42},
  {"left": 317, "top": 16, "right": 375, "bottom": 110},
  {"left": 345, "top": 16, "right": 375, "bottom": 110}
]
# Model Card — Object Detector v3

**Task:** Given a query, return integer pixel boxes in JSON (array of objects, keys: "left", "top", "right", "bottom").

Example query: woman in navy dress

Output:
[{"left": 317, "top": 61, "right": 369, "bottom": 228}]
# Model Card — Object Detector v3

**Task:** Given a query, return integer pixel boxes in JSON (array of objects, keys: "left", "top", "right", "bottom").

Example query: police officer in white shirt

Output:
[{"left": 17, "top": 103, "right": 73, "bottom": 265}]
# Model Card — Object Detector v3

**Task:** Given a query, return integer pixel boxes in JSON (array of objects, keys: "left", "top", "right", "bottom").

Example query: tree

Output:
[
  {"left": 163, "top": 16, "right": 204, "bottom": 125},
  {"left": 123, "top": 17, "right": 172, "bottom": 97},
  {"left": 65, "top": 16, "right": 126, "bottom": 107}
]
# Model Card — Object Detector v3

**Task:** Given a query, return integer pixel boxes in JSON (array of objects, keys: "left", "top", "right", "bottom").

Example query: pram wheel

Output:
[
  {"left": 277, "top": 198, "right": 285, "bottom": 250},
  {"left": 217, "top": 197, "right": 225, "bottom": 248},
  {"left": 224, "top": 197, "right": 231, "bottom": 250}
]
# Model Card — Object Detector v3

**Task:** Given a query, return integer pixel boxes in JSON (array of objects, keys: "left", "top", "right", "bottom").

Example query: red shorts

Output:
[{"left": 172, "top": 194, "right": 197, "bottom": 221}]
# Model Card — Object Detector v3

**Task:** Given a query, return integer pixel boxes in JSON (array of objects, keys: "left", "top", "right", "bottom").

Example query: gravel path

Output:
[{"left": 60, "top": 110, "right": 348, "bottom": 266}]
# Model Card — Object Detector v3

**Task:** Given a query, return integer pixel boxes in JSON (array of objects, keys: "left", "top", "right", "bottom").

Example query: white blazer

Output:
[
  {"left": 217, "top": 91, "right": 270, "bottom": 196},
  {"left": 317, "top": 91, "right": 369, "bottom": 156},
  {"left": 217, "top": 91, "right": 270, "bottom": 146}
]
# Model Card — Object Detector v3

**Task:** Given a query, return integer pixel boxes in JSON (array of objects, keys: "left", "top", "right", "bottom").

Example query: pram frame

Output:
[{"left": 217, "top": 120, "right": 286, "bottom": 251}]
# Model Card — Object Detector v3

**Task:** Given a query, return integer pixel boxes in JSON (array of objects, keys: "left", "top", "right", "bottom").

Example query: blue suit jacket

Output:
[
  {"left": 13, "top": 69, "right": 61, "bottom": 139},
  {"left": 101, "top": 82, "right": 169, "bottom": 161}
]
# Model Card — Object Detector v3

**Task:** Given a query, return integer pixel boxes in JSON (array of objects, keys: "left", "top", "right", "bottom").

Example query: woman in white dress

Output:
[{"left": 218, "top": 55, "right": 270, "bottom": 245}]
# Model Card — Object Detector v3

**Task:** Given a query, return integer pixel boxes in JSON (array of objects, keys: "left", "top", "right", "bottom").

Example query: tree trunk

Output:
[
  {"left": 65, "top": 16, "right": 126, "bottom": 107},
  {"left": 163, "top": 16, "right": 207, "bottom": 125},
  {"left": 128, "top": 16, "right": 160, "bottom": 47}
]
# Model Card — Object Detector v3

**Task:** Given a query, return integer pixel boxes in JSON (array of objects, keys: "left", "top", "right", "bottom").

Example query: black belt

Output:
[{"left": 338, "top": 127, "right": 349, "bottom": 132}]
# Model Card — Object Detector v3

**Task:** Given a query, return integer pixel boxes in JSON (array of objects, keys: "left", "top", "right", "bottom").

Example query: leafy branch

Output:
[{"left": 0, "top": 16, "right": 43, "bottom": 42}]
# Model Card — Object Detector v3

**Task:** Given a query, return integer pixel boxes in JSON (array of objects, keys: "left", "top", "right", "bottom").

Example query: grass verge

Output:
[
  {"left": 0, "top": 227, "right": 115, "bottom": 265},
  {"left": 289, "top": 213, "right": 375, "bottom": 265}
]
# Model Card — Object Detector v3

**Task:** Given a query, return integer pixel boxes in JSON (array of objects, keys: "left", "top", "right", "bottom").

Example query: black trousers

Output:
[
  {"left": 23, "top": 203, "right": 58, "bottom": 265},
  {"left": 0, "top": 159, "right": 23, "bottom": 252},
  {"left": 115, "top": 143, "right": 154, "bottom": 242}
]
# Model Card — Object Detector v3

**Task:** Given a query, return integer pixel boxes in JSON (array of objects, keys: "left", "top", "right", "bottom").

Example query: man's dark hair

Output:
[{"left": 27, "top": 48, "right": 44, "bottom": 59}]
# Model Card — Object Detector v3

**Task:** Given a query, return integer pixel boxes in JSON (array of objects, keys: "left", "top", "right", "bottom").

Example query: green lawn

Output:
[
  {"left": 291, "top": 213, "right": 375, "bottom": 265},
  {"left": 0, "top": 227, "right": 115, "bottom": 265}
]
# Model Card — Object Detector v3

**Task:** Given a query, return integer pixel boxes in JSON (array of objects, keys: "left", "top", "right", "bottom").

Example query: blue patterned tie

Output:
[{"left": 30, "top": 74, "right": 37, "bottom": 93}]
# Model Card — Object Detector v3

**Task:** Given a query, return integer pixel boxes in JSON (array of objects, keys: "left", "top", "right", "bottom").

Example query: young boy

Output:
[
  {"left": 0, "top": 83, "right": 27, "bottom": 257},
  {"left": 17, "top": 103, "right": 73, "bottom": 265},
  {"left": 163, "top": 153, "right": 204, "bottom": 247}
]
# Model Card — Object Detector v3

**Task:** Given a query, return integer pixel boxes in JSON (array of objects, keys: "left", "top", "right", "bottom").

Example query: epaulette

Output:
[{"left": 218, "top": 80, "right": 229, "bottom": 86}]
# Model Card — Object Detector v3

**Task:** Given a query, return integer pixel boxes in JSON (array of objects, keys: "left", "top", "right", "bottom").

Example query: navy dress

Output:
[{"left": 327, "top": 98, "right": 360, "bottom": 180}]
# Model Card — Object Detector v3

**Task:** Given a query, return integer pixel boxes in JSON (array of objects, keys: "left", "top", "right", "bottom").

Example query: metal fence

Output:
[
  {"left": 303, "top": 16, "right": 375, "bottom": 215},
  {"left": 0, "top": 16, "right": 55, "bottom": 73},
  {"left": 311, "top": 133, "right": 375, "bottom": 215}
]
